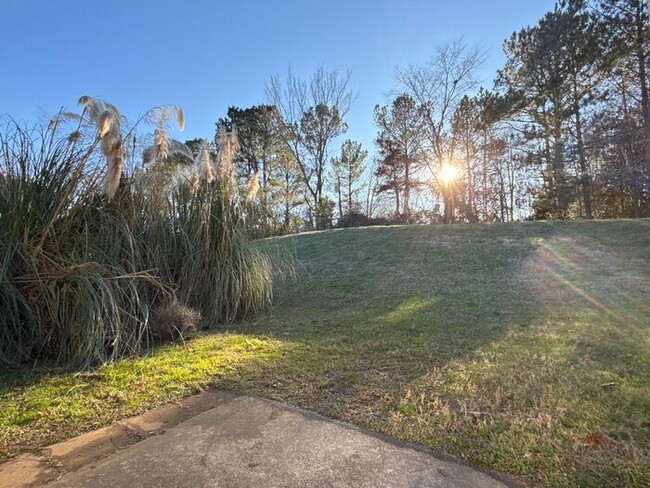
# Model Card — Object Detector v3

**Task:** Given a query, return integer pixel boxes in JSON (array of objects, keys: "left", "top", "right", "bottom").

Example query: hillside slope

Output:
[
  {"left": 253, "top": 220, "right": 650, "bottom": 487},
  {"left": 2, "top": 220, "right": 649, "bottom": 487}
]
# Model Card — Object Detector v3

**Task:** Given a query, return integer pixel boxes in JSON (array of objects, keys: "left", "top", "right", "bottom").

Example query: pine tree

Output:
[{"left": 331, "top": 140, "right": 368, "bottom": 218}]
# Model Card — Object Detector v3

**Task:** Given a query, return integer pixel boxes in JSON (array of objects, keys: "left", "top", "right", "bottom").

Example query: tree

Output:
[
  {"left": 272, "top": 146, "right": 305, "bottom": 233},
  {"left": 374, "top": 95, "right": 428, "bottom": 217},
  {"left": 395, "top": 40, "right": 484, "bottom": 222},
  {"left": 556, "top": 0, "right": 608, "bottom": 219},
  {"left": 218, "top": 105, "right": 282, "bottom": 234},
  {"left": 266, "top": 67, "right": 354, "bottom": 228},
  {"left": 589, "top": 0, "right": 650, "bottom": 217},
  {"left": 315, "top": 196, "right": 335, "bottom": 229},
  {"left": 451, "top": 96, "right": 480, "bottom": 221},
  {"left": 498, "top": 11, "right": 575, "bottom": 219},
  {"left": 597, "top": 0, "right": 649, "bottom": 168},
  {"left": 497, "top": 0, "right": 614, "bottom": 219},
  {"left": 331, "top": 139, "right": 367, "bottom": 218},
  {"left": 364, "top": 156, "right": 385, "bottom": 219},
  {"left": 183, "top": 138, "right": 205, "bottom": 156}
]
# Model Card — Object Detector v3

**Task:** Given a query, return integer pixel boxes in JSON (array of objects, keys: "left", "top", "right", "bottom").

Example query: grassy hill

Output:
[{"left": 2, "top": 220, "right": 649, "bottom": 486}]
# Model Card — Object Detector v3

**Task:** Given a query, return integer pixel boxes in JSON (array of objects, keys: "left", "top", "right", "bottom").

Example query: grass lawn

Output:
[{"left": 1, "top": 220, "right": 649, "bottom": 487}]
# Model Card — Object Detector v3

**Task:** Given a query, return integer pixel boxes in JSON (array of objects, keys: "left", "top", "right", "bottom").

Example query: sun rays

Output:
[{"left": 527, "top": 235, "right": 649, "bottom": 325}]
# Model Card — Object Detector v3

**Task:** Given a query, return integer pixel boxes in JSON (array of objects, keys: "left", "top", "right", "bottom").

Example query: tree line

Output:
[{"left": 179, "top": 0, "right": 648, "bottom": 235}]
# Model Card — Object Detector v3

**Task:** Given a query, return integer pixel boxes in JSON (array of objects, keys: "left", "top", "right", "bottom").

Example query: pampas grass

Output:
[
  {"left": 77, "top": 96, "right": 124, "bottom": 200},
  {"left": 0, "top": 99, "right": 282, "bottom": 368},
  {"left": 0, "top": 120, "right": 159, "bottom": 366}
]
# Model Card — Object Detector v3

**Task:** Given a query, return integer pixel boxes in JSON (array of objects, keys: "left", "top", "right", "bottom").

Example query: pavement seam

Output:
[{"left": 116, "top": 421, "right": 150, "bottom": 439}]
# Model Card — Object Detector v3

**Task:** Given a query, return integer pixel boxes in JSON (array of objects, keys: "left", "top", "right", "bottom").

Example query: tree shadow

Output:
[
  {"left": 2, "top": 221, "right": 648, "bottom": 485},
  {"left": 225, "top": 221, "right": 649, "bottom": 485}
]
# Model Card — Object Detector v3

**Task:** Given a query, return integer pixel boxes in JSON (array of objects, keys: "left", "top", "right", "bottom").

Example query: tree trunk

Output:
[
  {"left": 404, "top": 157, "right": 411, "bottom": 216},
  {"left": 482, "top": 130, "right": 488, "bottom": 220},
  {"left": 262, "top": 160, "right": 270, "bottom": 234},
  {"left": 497, "top": 169, "right": 506, "bottom": 222},
  {"left": 508, "top": 149, "right": 515, "bottom": 222},
  {"left": 465, "top": 137, "right": 474, "bottom": 221},
  {"left": 336, "top": 174, "right": 343, "bottom": 220},
  {"left": 631, "top": 167, "right": 640, "bottom": 218},
  {"left": 571, "top": 72, "right": 593, "bottom": 219},
  {"left": 551, "top": 95, "right": 567, "bottom": 218},
  {"left": 635, "top": 1, "right": 650, "bottom": 171},
  {"left": 443, "top": 188, "right": 455, "bottom": 224}
]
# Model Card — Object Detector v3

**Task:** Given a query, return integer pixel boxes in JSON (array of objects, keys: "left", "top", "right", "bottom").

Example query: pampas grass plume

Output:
[
  {"left": 216, "top": 126, "right": 240, "bottom": 200},
  {"left": 77, "top": 96, "right": 124, "bottom": 200},
  {"left": 196, "top": 140, "right": 214, "bottom": 183},
  {"left": 246, "top": 171, "right": 260, "bottom": 202}
]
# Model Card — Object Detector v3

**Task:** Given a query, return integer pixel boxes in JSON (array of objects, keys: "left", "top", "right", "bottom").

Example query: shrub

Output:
[
  {"left": 337, "top": 211, "right": 390, "bottom": 228},
  {"left": 0, "top": 100, "right": 279, "bottom": 368}
]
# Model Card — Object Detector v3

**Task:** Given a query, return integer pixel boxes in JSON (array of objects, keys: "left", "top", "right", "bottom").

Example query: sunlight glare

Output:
[{"left": 439, "top": 164, "right": 457, "bottom": 184}]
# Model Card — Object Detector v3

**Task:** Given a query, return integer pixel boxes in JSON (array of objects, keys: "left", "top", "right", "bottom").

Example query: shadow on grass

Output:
[
  {"left": 229, "top": 221, "right": 649, "bottom": 486},
  {"left": 1, "top": 221, "right": 648, "bottom": 486}
]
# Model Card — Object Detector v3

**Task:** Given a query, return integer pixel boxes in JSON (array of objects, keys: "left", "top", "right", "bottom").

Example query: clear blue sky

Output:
[{"left": 1, "top": 0, "right": 555, "bottom": 153}]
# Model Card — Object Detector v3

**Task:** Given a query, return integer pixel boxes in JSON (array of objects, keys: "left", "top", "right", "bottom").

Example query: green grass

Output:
[{"left": 2, "top": 220, "right": 649, "bottom": 487}]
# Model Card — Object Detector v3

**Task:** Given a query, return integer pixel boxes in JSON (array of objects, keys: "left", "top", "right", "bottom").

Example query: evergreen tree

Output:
[
  {"left": 331, "top": 139, "right": 368, "bottom": 218},
  {"left": 374, "top": 95, "right": 428, "bottom": 218}
]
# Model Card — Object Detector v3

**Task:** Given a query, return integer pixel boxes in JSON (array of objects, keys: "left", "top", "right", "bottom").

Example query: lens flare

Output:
[{"left": 439, "top": 164, "right": 457, "bottom": 184}]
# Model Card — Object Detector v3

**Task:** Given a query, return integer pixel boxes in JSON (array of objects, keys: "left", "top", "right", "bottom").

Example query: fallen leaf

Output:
[{"left": 585, "top": 432, "right": 625, "bottom": 451}]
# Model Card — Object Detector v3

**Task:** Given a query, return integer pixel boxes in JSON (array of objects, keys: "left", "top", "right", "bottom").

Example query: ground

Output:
[{"left": 1, "top": 220, "right": 649, "bottom": 487}]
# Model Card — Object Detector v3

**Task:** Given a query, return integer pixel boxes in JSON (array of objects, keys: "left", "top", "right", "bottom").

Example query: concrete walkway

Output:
[{"left": 38, "top": 394, "right": 513, "bottom": 488}]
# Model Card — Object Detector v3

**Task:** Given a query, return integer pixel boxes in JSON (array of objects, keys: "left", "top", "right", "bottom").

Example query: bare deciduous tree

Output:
[
  {"left": 395, "top": 40, "right": 485, "bottom": 222},
  {"left": 266, "top": 67, "right": 355, "bottom": 222}
]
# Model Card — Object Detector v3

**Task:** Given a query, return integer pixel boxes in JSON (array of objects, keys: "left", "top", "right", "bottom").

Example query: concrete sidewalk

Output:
[{"left": 37, "top": 394, "right": 514, "bottom": 488}]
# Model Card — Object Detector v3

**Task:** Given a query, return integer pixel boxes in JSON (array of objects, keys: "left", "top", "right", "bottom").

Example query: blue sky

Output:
[{"left": 1, "top": 0, "right": 555, "bottom": 153}]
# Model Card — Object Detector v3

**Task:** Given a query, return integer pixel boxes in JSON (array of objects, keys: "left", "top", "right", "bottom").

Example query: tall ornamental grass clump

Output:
[{"left": 0, "top": 99, "right": 277, "bottom": 368}]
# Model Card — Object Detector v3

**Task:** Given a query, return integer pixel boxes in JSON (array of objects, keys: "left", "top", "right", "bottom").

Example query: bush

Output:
[
  {"left": 0, "top": 114, "right": 277, "bottom": 368},
  {"left": 337, "top": 211, "right": 390, "bottom": 228}
]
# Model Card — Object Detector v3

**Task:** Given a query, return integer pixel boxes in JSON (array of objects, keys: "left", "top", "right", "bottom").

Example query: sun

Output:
[{"left": 439, "top": 164, "right": 457, "bottom": 184}]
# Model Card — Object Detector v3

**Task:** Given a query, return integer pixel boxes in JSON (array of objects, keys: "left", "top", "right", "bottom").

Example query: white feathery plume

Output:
[
  {"left": 215, "top": 126, "right": 239, "bottom": 200},
  {"left": 142, "top": 139, "right": 192, "bottom": 166},
  {"left": 138, "top": 105, "right": 187, "bottom": 170},
  {"left": 154, "top": 128, "right": 170, "bottom": 164},
  {"left": 78, "top": 96, "right": 106, "bottom": 125},
  {"left": 175, "top": 107, "right": 185, "bottom": 132},
  {"left": 103, "top": 135, "right": 124, "bottom": 201},
  {"left": 168, "top": 140, "right": 193, "bottom": 161},
  {"left": 77, "top": 96, "right": 124, "bottom": 201},
  {"left": 98, "top": 111, "right": 113, "bottom": 138},
  {"left": 67, "top": 130, "right": 82, "bottom": 143},
  {"left": 195, "top": 139, "right": 214, "bottom": 183},
  {"left": 77, "top": 95, "right": 93, "bottom": 107},
  {"left": 187, "top": 170, "right": 199, "bottom": 191},
  {"left": 104, "top": 102, "right": 121, "bottom": 120},
  {"left": 246, "top": 171, "right": 260, "bottom": 202},
  {"left": 142, "top": 105, "right": 185, "bottom": 132}
]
